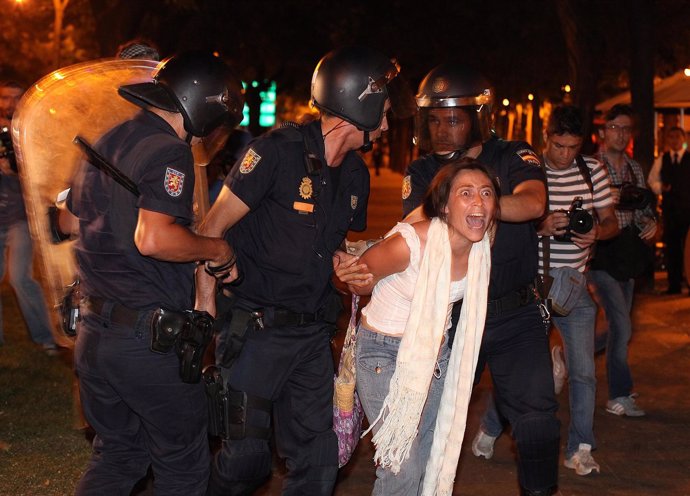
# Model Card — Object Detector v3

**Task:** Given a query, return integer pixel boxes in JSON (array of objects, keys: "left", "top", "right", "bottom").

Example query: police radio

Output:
[{"left": 280, "top": 121, "right": 323, "bottom": 177}]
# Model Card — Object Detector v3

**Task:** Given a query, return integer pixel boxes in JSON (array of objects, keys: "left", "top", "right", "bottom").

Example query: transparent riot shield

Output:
[{"left": 11, "top": 59, "right": 159, "bottom": 325}]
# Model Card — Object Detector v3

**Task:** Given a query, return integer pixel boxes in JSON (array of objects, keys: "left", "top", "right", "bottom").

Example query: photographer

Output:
[
  {"left": 589, "top": 104, "right": 657, "bottom": 418},
  {"left": 536, "top": 106, "right": 619, "bottom": 475},
  {"left": 0, "top": 80, "right": 58, "bottom": 355},
  {"left": 476, "top": 105, "right": 619, "bottom": 477}
]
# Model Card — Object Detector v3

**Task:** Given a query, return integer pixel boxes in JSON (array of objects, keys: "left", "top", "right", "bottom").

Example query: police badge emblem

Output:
[
  {"left": 164, "top": 167, "right": 185, "bottom": 197},
  {"left": 239, "top": 148, "right": 261, "bottom": 174},
  {"left": 432, "top": 77, "right": 449, "bottom": 94},
  {"left": 351, "top": 195, "right": 358, "bottom": 210},
  {"left": 402, "top": 175, "right": 412, "bottom": 200},
  {"left": 299, "top": 177, "right": 313, "bottom": 199}
]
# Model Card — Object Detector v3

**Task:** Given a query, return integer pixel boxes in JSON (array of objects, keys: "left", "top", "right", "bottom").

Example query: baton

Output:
[{"left": 73, "top": 136, "right": 140, "bottom": 197}]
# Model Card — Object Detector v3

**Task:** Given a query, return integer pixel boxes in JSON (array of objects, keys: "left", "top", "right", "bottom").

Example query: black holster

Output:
[
  {"left": 177, "top": 310, "right": 214, "bottom": 384},
  {"left": 203, "top": 365, "right": 272, "bottom": 440},
  {"left": 150, "top": 308, "right": 215, "bottom": 384}
]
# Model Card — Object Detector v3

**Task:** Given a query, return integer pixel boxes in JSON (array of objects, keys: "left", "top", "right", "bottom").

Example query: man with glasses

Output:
[{"left": 589, "top": 104, "right": 657, "bottom": 417}]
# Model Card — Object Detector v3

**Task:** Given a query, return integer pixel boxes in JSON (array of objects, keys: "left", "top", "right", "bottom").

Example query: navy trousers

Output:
[
  {"left": 207, "top": 318, "right": 338, "bottom": 496},
  {"left": 74, "top": 305, "right": 209, "bottom": 496},
  {"left": 476, "top": 303, "right": 560, "bottom": 493}
]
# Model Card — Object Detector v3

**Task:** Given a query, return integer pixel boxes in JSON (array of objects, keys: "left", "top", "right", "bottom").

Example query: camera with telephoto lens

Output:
[
  {"left": 554, "top": 196, "right": 594, "bottom": 242},
  {"left": 0, "top": 126, "right": 18, "bottom": 173},
  {"left": 614, "top": 182, "right": 655, "bottom": 211}
]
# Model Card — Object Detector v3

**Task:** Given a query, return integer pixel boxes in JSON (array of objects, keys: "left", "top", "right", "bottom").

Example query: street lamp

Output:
[
  {"left": 13, "top": 0, "right": 69, "bottom": 69},
  {"left": 52, "top": 0, "right": 70, "bottom": 69}
]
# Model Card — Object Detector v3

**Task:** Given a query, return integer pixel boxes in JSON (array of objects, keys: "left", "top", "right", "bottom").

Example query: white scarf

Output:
[{"left": 368, "top": 217, "right": 491, "bottom": 496}]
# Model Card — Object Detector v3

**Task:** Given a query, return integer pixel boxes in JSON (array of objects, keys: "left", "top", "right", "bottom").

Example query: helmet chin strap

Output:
[
  {"left": 360, "top": 131, "right": 373, "bottom": 153},
  {"left": 433, "top": 147, "right": 469, "bottom": 164}
]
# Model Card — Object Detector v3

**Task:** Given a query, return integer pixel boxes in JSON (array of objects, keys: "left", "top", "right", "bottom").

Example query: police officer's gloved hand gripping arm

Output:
[{"left": 194, "top": 184, "right": 250, "bottom": 318}]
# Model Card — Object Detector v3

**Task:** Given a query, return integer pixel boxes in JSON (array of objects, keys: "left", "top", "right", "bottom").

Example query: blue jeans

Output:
[
  {"left": 355, "top": 327, "right": 450, "bottom": 496},
  {"left": 480, "top": 288, "right": 597, "bottom": 458},
  {"left": 553, "top": 287, "right": 597, "bottom": 456},
  {"left": 587, "top": 269, "right": 635, "bottom": 399},
  {"left": 0, "top": 221, "right": 56, "bottom": 347}
]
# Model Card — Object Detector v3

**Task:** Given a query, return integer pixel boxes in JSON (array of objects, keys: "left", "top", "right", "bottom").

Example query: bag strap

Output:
[
  {"left": 539, "top": 159, "right": 553, "bottom": 277},
  {"left": 625, "top": 160, "right": 639, "bottom": 185},
  {"left": 575, "top": 154, "right": 594, "bottom": 195},
  {"left": 540, "top": 154, "right": 598, "bottom": 278},
  {"left": 343, "top": 295, "right": 360, "bottom": 348}
]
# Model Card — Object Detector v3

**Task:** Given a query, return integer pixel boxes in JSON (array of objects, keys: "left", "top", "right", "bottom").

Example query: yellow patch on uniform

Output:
[
  {"left": 293, "top": 201, "right": 314, "bottom": 214},
  {"left": 239, "top": 148, "right": 261, "bottom": 174},
  {"left": 299, "top": 177, "right": 313, "bottom": 200},
  {"left": 516, "top": 149, "right": 541, "bottom": 167},
  {"left": 401, "top": 175, "right": 412, "bottom": 200}
]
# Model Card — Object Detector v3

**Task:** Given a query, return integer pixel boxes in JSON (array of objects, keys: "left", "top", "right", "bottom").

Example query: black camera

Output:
[
  {"left": 615, "top": 182, "right": 655, "bottom": 211},
  {"left": 554, "top": 196, "right": 594, "bottom": 242},
  {"left": 0, "top": 126, "right": 17, "bottom": 173}
]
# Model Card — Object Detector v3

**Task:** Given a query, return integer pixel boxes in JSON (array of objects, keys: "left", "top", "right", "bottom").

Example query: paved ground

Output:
[{"left": 255, "top": 166, "right": 690, "bottom": 495}]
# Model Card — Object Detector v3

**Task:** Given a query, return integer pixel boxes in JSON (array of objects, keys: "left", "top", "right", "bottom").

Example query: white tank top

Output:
[{"left": 361, "top": 222, "right": 466, "bottom": 337}]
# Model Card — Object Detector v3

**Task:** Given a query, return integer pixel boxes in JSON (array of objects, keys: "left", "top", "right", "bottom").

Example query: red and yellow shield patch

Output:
[{"left": 164, "top": 167, "right": 185, "bottom": 197}]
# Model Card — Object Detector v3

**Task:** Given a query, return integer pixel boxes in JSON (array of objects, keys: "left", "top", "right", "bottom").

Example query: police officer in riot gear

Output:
[
  {"left": 196, "top": 46, "right": 399, "bottom": 495},
  {"left": 403, "top": 64, "right": 560, "bottom": 496},
  {"left": 62, "top": 52, "right": 244, "bottom": 495}
]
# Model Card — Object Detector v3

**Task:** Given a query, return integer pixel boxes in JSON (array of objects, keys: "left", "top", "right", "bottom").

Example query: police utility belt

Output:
[
  {"left": 86, "top": 297, "right": 214, "bottom": 384},
  {"left": 486, "top": 283, "right": 538, "bottom": 318},
  {"left": 246, "top": 306, "right": 326, "bottom": 330}
]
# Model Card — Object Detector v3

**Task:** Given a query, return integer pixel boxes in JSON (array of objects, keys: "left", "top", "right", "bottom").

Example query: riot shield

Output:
[{"left": 11, "top": 59, "right": 159, "bottom": 330}]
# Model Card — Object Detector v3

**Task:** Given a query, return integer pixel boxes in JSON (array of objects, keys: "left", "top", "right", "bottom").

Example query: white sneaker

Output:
[
  {"left": 471, "top": 429, "right": 497, "bottom": 459},
  {"left": 564, "top": 443, "right": 600, "bottom": 476},
  {"left": 606, "top": 394, "right": 645, "bottom": 417},
  {"left": 552, "top": 345, "right": 566, "bottom": 395}
]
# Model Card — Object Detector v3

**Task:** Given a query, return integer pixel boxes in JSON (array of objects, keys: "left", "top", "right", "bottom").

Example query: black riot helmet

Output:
[
  {"left": 311, "top": 46, "right": 400, "bottom": 133},
  {"left": 415, "top": 64, "right": 494, "bottom": 157},
  {"left": 118, "top": 51, "right": 245, "bottom": 138}
]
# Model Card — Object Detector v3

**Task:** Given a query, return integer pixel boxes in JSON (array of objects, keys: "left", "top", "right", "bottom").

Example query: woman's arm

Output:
[{"left": 335, "top": 230, "right": 412, "bottom": 295}]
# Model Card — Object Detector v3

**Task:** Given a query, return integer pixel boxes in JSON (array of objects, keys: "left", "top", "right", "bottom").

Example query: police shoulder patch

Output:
[
  {"left": 402, "top": 175, "right": 412, "bottom": 200},
  {"left": 239, "top": 148, "right": 261, "bottom": 174},
  {"left": 164, "top": 167, "right": 185, "bottom": 197},
  {"left": 516, "top": 149, "right": 541, "bottom": 167}
]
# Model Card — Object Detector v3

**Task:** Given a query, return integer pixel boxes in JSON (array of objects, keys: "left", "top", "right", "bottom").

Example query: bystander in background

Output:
[
  {"left": 648, "top": 126, "right": 690, "bottom": 295},
  {"left": 0, "top": 80, "right": 59, "bottom": 355},
  {"left": 589, "top": 104, "right": 657, "bottom": 417}
]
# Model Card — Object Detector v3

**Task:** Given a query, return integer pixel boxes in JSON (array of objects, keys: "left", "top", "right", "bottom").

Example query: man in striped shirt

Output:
[
  {"left": 476, "top": 106, "right": 619, "bottom": 478},
  {"left": 538, "top": 106, "right": 619, "bottom": 476}
]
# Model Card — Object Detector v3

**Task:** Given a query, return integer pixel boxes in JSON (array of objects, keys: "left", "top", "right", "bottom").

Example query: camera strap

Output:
[{"left": 539, "top": 154, "right": 596, "bottom": 279}]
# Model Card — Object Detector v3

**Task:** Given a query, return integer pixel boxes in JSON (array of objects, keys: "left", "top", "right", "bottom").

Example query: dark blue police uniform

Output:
[
  {"left": 208, "top": 120, "right": 369, "bottom": 496},
  {"left": 403, "top": 136, "right": 560, "bottom": 492},
  {"left": 69, "top": 110, "right": 209, "bottom": 496}
]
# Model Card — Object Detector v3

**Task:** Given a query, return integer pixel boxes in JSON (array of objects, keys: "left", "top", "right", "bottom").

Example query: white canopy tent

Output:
[
  {"left": 596, "top": 70, "right": 690, "bottom": 145},
  {"left": 596, "top": 70, "right": 690, "bottom": 111}
]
